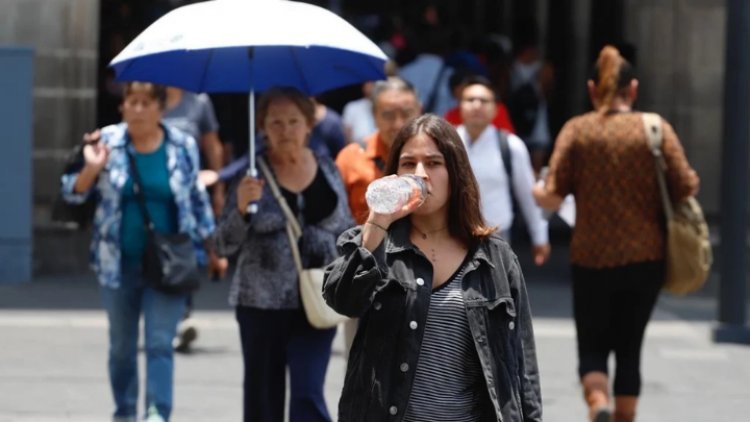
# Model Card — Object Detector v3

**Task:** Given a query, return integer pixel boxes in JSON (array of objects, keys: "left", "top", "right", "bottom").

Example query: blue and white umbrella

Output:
[{"left": 110, "top": 0, "right": 387, "bottom": 207}]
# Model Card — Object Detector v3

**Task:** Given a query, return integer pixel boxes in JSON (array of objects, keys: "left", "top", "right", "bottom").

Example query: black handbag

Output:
[
  {"left": 126, "top": 150, "right": 201, "bottom": 295},
  {"left": 52, "top": 143, "right": 98, "bottom": 229}
]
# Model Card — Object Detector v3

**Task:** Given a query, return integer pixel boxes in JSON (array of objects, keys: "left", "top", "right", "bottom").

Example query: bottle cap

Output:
[{"left": 401, "top": 174, "right": 427, "bottom": 197}]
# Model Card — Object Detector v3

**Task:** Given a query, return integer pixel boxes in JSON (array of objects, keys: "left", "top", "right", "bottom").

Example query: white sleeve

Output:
[
  {"left": 342, "top": 102, "right": 355, "bottom": 126},
  {"left": 508, "top": 134, "right": 549, "bottom": 245}
]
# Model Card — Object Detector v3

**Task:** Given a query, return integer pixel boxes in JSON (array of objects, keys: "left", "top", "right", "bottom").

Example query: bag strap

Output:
[
  {"left": 257, "top": 157, "right": 305, "bottom": 273},
  {"left": 641, "top": 113, "right": 674, "bottom": 220},
  {"left": 125, "top": 150, "right": 156, "bottom": 233},
  {"left": 497, "top": 129, "right": 513, "bottom": 185}
]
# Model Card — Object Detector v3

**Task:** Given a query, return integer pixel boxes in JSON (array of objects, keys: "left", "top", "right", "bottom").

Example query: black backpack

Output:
[
  {"left": 51, "top": 144, "right": 98, "bottom": 229},
  {"left": 498, "top": 129, "right": 524, "bottom": 240},
  {"left": 507, "top": 81, "right": 540, "bottom": 139}
]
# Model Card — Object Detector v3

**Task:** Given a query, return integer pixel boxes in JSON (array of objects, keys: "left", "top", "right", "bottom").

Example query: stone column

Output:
[
  {"left": 0, "top": 0, "right": 99, "bottom": 274},
  {"left": 623, "top": 0, "right": 725, "bottom": 215}
]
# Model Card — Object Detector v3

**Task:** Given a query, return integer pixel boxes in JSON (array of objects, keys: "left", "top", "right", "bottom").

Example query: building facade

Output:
[{"left": 0, "top": 0, "right": 731, "bottom": 275}]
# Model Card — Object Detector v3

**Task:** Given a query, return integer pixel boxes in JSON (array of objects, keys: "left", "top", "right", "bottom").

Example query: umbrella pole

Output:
[
  {"left": 246, "top": 45, "right": 258, "bottom": 214},
  {"left": 246, "top": 87, "right": 259, "bottom": 214},
  {"left": 248, "top": 87, "right": 256, "bottom": 176}
]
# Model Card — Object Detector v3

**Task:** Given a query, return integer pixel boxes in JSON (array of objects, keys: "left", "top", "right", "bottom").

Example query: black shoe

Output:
[
  {"left": 593, "top": 407, "right": 612, "bottom": 422},
  {"left": 174, "top": 322, "right": 197, "bottom": 353}
]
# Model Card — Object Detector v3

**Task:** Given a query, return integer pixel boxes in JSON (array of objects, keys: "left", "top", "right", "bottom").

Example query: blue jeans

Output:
[
  {"left": 101, "top": 267, "right": 187, "bottom": 420},
  {"left": 236, "top": 306, "right": 336, "bottom": 422}
]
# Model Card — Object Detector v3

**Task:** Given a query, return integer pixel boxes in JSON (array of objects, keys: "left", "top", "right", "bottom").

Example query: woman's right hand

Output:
[
  {"left": 72, "top": 129, "right": 108, "bottom": 194},
  {"left": 366, "top": 175, "right": 426, "bottom": 228},
  {"left": 82, "top": 129, "right": 109, "bottom": 171},
  {"left": 236, "top": 176, "right": 265, "bottom": 215}
]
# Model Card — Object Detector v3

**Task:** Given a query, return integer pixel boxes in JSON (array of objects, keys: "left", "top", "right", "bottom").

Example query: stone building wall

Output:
[
  {"left": 624, "top": 0, "right": 726, "bottom": 215},
  {"left": 0, "top": 0, "right": 99, "bottom": 209},
  {"left": 0, "top": 0, "right": 99, "bottom": 274},
  {"left": 0, "top": 0, "right": 732, "bottom": 274}
]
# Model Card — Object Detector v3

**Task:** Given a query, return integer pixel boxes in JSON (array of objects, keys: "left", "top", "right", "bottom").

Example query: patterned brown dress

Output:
[{"left": 546, "top": 111, "right": 699, "bottom": 268}]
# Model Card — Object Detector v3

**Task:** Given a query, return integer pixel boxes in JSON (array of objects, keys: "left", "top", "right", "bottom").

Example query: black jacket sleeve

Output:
[{"left": 322, "top": 226, "right": 393, "bottom": 318}]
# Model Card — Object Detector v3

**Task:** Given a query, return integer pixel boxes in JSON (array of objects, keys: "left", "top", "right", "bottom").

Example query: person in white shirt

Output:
[
  {"left": 399, "top": 28, "right": 455, "bottom": 116},
  {"left": 341, "top": 82, "right": 376, "bottom": 147},
  {"left": 457, "top": 76, "right": 551, "bottom": 265},
  {"left": 342, "top": 62, "right": 398, "bottom": 146},
  {"left": 400, "top": 52, "right": 454, "bottom": 116}
]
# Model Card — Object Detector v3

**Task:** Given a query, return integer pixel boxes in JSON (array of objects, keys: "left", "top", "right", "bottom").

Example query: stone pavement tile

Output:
[
  {"left": 0, "top": 309, "right": 344, "bottom": 422},
  {"left": 3, "top": 269, "right": 750, "bottom": 421},
  {"left": 533, "top": 317, "right": 750, "bottom": 421}
]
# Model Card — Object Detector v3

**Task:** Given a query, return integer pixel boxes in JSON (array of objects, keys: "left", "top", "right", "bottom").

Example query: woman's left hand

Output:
[
  {"left": 207, "top": 250, "right": 228, "bottom": 280},
  {"left": 532, "top": 243, "right": 551, "bottom": 266},
  {"left": 533, "top": 181, "right": 563, "bottom": 211}
]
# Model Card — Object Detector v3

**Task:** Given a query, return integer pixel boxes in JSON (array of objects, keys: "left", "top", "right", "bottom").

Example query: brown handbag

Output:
[{"left": 642, "top": 113, "right": 712, "bottom": 295}]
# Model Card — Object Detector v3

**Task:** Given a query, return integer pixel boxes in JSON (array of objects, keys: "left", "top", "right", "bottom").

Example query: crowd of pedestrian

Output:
[{"left": 62, "top": 3, "right": 701, "bottom": 421}]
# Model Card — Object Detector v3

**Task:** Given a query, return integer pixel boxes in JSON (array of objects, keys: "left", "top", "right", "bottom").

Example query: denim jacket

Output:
[
  {"left": 323, "top": 220, "right": 542, "bottom": 422},
  {"left": 61, "top": 123, "right": 215, "bottom": 288},
  {"left": 213, "top": 153, "right": 354, "bottom": 309}
]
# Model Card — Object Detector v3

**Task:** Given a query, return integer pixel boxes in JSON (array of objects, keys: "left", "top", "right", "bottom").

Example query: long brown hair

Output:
[
  {"left": 591, "top": 45, "right": 635, "bottom": 112},
  {"left": 384, "top": 114, "right": 495, "bottom": 245}
]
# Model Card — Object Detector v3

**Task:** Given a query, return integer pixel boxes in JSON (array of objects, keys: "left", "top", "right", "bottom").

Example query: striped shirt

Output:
[{"left": 403, "top": 265, "right": 487, "bottom": 421}]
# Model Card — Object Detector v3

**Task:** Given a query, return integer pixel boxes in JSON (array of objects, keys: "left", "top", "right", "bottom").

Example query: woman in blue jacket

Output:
[{"left": 61, "top": 82, "right": 216, "bottom": 422}]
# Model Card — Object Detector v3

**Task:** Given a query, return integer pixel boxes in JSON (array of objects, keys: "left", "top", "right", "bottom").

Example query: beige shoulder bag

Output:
[
  {"left": 642, "top": 113, "right": 712, "bottom": 295},
  {"left": 258, "top": 157, "right": 349, "bottom": 328}
]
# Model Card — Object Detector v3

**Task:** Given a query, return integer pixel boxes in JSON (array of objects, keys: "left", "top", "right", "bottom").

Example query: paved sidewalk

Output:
[{"left": 1, "top": 248, "right": 749, "bottom": 421}]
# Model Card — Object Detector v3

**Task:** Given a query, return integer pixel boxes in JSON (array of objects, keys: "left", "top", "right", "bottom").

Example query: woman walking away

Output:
[
  {"left": 324, "top": 114, "right": 542, "bottom": 422},
  {"left": 533, "top": 46, "right": 699, "bottom": 422}
]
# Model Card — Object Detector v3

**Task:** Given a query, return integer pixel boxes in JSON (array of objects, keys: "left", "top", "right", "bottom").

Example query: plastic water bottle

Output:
[{"left": 365, "top": 174, "right": 427, "bottom": 214}]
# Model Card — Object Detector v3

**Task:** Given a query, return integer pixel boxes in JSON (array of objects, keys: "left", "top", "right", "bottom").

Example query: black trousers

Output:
[
  {"left": 572, "top": 260, "right": 664, "bottom": 396},
  {"left": 235, "top": 306, "right": 336, "bottom": 422}
]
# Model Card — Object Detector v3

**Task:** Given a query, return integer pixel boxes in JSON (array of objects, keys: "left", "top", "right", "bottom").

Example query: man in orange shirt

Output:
[
  {"left": 336, "top": 78, "right": 422, "bottom": 224},
  {"left": 335, "top": 78, "right": 421, "bottom": 355}
]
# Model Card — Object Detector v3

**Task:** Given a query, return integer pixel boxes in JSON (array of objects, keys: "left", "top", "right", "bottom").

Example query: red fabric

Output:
[{"left": 444, "top": 103, "right": 516, "bottom": 133}]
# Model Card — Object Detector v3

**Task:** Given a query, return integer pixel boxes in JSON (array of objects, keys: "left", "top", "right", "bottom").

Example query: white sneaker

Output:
[{"left": 144, "top": 405, "right": 165, "bottom": 422}]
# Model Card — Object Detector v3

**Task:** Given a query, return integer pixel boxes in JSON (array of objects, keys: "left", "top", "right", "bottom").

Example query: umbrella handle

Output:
[{"left": 246, "top": 167, "right": 259, "bottom": 215}]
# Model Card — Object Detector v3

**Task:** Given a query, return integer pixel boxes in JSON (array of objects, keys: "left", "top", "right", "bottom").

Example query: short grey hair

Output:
[{"left": 369, "top": 77, "right": 419, "bottom": 110}]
